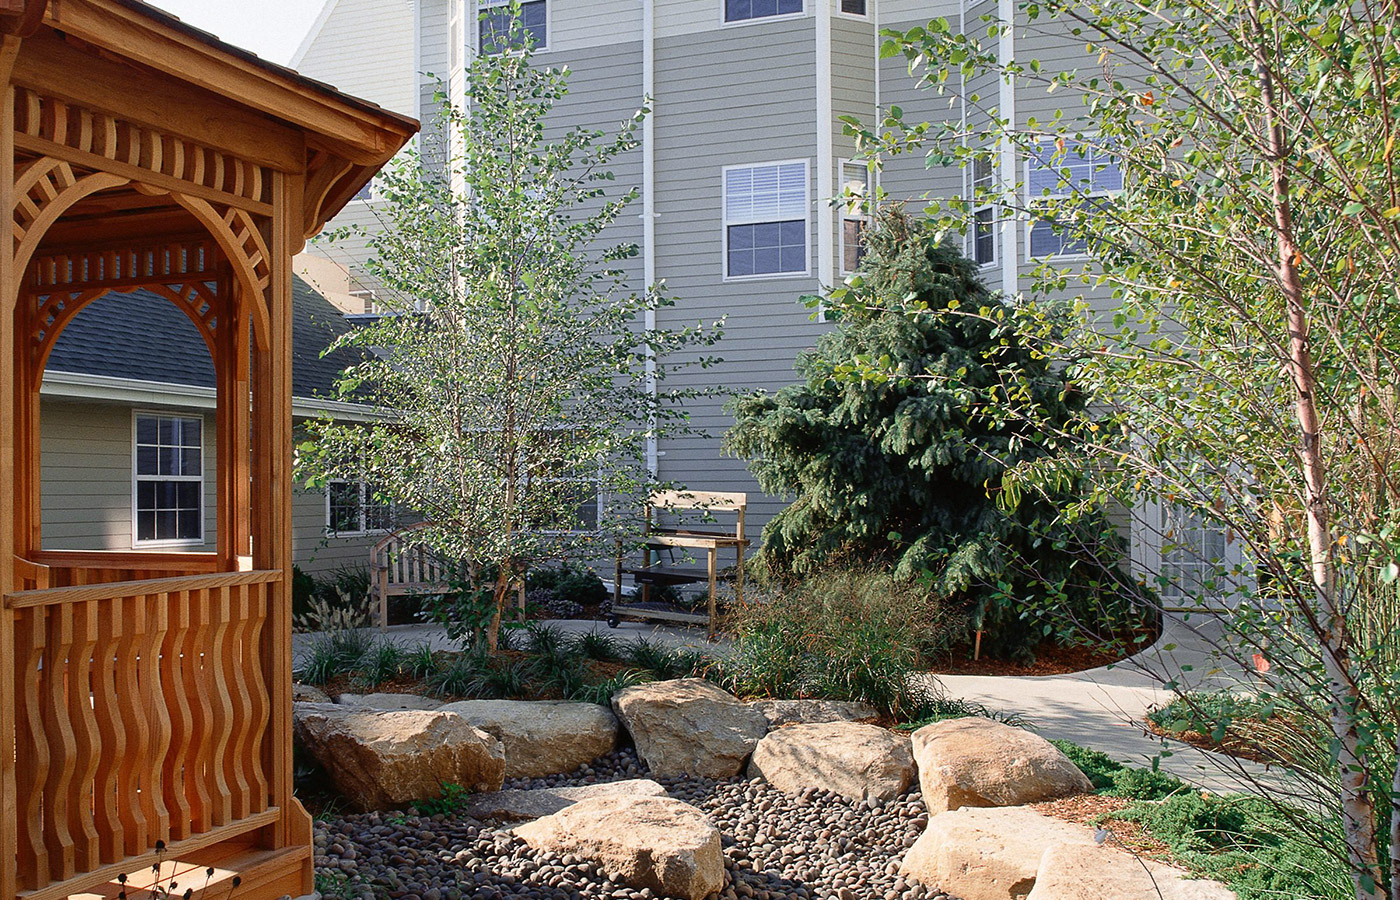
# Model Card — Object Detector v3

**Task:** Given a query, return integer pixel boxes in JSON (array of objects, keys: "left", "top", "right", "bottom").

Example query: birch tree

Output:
[
  {"left": 847, "top": 1, "right": 1400, "bottom": 895},
  {"left": 298, "top": 13, "right": 720, "bottom": 652}
]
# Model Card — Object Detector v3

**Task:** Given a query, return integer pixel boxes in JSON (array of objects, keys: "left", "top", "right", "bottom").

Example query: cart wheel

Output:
[{"left": 607, "top": 615, "right": 621, "bottom": 629}]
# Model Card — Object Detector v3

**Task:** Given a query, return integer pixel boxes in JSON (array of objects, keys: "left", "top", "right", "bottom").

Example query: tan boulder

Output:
[
  {"left": 293, "top": 703, "right": 505, "bottom": 811},
  {"left": 438, "top": 699, "right": 618, "bottom": 779},
  {"left": 292, "top": 683, "right": 332, "bottom": 704},
  {"left": 465, "top": 778, "right": 668, "bottom": 822},
  {"left": 911, "top": 717, "right": 1093, "bottom": 812},
  {"left": 1027, "top": 841, "right": 1238, "bottom": 900},
  {"left": 899, "top": 806, "right": 1099, "bottom": 900},
  {"left": 612, "top": 678, "right": 767, "bottom": 778},
  {"left": 748, "top": 721, "right": 915, "bottom": 801},
  {"left": 750, "top": 699, "right": 879, "bottom": 729},
  {"left": 514, "top": 795, "right": 724, "bottom": 900},
  {"left": 336, "top": 692, "right": 443, "bottom": 711}
]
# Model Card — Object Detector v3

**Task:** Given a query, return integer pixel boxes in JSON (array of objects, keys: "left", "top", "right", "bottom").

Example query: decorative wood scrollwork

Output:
[
  {"left": 13, "top": 158, "right": 129, "bottom": 275},
  {"left": 14, "top": 87, "right": 271, "bottom": 210}
]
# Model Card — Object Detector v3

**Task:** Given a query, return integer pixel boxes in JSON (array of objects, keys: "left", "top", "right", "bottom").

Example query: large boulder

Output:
[
  {"left": 899, "top": 806, "right": 1100, "bottom": 900},
  {"left": 337, "top": 692, "right": 443, "bottom": 711},
  {"left": 292, "top": 683, "right": 332, "bottom": 704},
  {"left": 911, "top": 717, "right": 1093, "bottom": 813},
  {"left": 1027, "top": 842, "right": 1237, "bottom": 900},
  {"left": 293, "top": 703, "right": 505, "bottom": 811},
  {"left": 465, "top": 778, "right": 668, "bottom": 822},
  {"left": 514, "top": 795, "right": 724, "bottom": 900},
  {"left": 747, "top": 721, "right": 915, "bottom": 801},
  {"left": 437, "top": 699, "right": 619, "bottom": 779},
  {"left": 612, "top": 678, "right": 767, "bottom": 778},
  {"left": 750, "top": 699, "right": 879, "bottom": 729}
]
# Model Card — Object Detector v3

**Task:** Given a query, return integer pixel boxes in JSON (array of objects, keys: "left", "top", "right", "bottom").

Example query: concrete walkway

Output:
[
  {"left": 294, "top": 613, "right": 1288, "bottom": 796},
  {"left": 932, "top": 614, "right": 1289, "bottom": 795}
]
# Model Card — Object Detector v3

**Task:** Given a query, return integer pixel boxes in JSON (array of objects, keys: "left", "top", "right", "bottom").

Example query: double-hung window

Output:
[
  {"left": 840, "top": 160, "right": 872, "bottom": 274},
  {"left": 1025, "top": 137, "right": 1122, "bottom": 258},
  {"left": 327, "top": 481, "right": 394, "bottom": 536},
  {"left": 133, "top": 413, "right": 203, "bottom": 545},
  {"left": 969, "top": 155, "right": 997, "bottom": 267},
  {"left": 724, "top": 161, "right": 809, "bottom": 278},
  {"left": 479, "top": 0, "right": 547, "bottom": 54},
  {"left": 724, "top": 0, "right": 802, "bottom": 23}
]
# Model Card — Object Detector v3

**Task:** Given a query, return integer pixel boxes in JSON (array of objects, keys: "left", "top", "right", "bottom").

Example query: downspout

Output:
[
  {"left": 997, "top": 0, "right": 1018, "bottom": 298},
  {"left": 815, "top": 0, "right": 834, "bottom": 286},
  {"left": 642, "top": 0, "right": 658, "bottom": 479}
]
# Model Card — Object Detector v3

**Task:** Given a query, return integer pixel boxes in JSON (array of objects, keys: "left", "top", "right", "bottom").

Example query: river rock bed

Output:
[{"left": 313, "top": 749, "right": 950, "bottom": 900}]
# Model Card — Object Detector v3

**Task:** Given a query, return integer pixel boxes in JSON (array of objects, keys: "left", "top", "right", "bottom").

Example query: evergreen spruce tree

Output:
[{"left": 724, "top": 210, "right": 1129, "bottom": 658}]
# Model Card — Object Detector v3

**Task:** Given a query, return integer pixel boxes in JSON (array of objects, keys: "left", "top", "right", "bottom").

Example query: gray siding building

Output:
[{"left": 293, "top": 0, "right": 1200, "bottom": 579}]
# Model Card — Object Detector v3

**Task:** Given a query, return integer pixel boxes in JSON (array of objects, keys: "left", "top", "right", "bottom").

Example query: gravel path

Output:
[{"left": 312, "top": 749, "right": 950, "bottom": 900}]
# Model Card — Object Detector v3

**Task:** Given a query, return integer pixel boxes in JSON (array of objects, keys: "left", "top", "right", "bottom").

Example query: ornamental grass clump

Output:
[{"left": 725, "top": 564, "right": 959, "bottom": 720}]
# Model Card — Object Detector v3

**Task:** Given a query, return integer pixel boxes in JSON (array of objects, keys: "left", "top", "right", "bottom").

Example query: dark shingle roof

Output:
[{"left": 46, "top": 275, "right": 359, "bottom": 401}]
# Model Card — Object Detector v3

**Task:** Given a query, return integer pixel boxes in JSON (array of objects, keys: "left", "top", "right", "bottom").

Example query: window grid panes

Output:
[
  {"left": 328, "top": 481, "right": 395, "bottom": 535},
  {"left": 840, "top": 161, "right": 871, "bottom": 274},
  {"left": 725, "top": 0, "right": 803, "bottom": 21},
  {"left": 134, "top": 414, "right": 202, "bottom": 544},
  {"left": 480, "top": 0, "right": 546, "bottom": 53},
  {"left": 1159, "top": 506, "right": 1228, "bottom": 602},
  {"left": 725, "top": 162, "right": 808, "bottom": 277},
  {"left": 1027, "top": 137, "right": 1121, "bottom": 258}
]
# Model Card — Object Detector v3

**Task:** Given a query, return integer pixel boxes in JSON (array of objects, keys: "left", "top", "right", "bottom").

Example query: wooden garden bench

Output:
[
  {"left": 369, "top": 523, "right": 462, "bottom": 629},
  {"left": 611, "top": 490, "right": 749, "bottom": 639}
]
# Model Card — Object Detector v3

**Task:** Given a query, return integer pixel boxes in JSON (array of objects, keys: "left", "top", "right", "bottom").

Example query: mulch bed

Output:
[
  {"left": 1142, "top": 718, "right": 1280, "bottom": 764},
  {"left": 1030, "top": 794, "right": 1174, "bottom": 860}
]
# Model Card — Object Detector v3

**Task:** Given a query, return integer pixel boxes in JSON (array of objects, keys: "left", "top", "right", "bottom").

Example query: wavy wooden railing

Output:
[{"left": 5, "top": 568, "right": 281, "bottom": 900}]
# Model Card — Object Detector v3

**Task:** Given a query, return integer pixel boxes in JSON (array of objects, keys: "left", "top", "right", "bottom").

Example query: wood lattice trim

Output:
[
  {"left": 13, "top": 86, "right": 272, "bottom": 209},
  {"left": 30, "top": 280, "right": 220, "bottom": 373},
  {"left": 13, "top": 157, "right": 130, "bottom": 276},
  {"left": 27, "top": 238, "right": 218, "bottom": 292}
]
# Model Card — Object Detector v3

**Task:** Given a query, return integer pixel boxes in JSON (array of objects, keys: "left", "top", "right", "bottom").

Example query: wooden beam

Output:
[
  {"left": 0, "top": 73, "right": 19, "bottom": 900},
  {"left": 14, "top": 133, "right": 274, "bottom": 216},
  {"left": 43, "top": 2, "right": 413, "bottom": 166},
  {"left": 12, "top": 32, "right": 304, "bottom": 174}
]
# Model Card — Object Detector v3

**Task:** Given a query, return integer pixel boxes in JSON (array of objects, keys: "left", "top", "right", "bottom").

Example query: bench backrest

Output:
[
  {"left": 371, "top": 524, "right": 459, "bottom": 594},
  {"left": 646, "top": 490, "right": 747, "bottom": 541}
]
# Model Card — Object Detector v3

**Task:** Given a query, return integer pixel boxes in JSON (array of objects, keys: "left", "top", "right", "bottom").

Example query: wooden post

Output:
[{"left": 1, "top": 71, "right": 20, "bottom": 900}]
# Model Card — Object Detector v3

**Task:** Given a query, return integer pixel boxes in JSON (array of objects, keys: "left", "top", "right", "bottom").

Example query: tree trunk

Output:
[{"left": 1250, "top": 4, "right": 1382, "bottom": 894}]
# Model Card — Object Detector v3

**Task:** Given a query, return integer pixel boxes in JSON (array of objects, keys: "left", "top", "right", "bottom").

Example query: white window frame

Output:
[
  {"left": 477, "top": 0, "right": 550, "bottom": 54},
  {"left": 720, "top": 0, "right": 806, "bottom": 28},
  {"left": 835, "top": 0, "right": 869, "bottom": 19},
  {"left": 1023, "top": 135, "right": 1122, "bottom": 262},
  {"left": 721, "top": 159, "right": 812, "bottom": 282},
  {"left": 1133, "top": 496, "right": 1248, "bottom": 612},
  {"left": 131, "top": 410, "right": 205, "bottom": 549},
  {"left": 326, "top": 480, "right": 395, "bottom": 538},
  {"left": 967, "top": 153, "right": 998, "bottom": 269},
  {"left": 839, "top": 158, "right": 873, "bottom": 276}
]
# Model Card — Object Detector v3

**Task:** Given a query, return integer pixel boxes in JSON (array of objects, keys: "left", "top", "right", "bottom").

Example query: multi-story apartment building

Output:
[{"left": 292, "top": 0, "right": 1223, "bottom": 595}]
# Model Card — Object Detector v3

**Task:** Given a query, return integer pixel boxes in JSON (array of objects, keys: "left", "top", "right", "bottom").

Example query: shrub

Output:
[
  {"left": 292, "top": 565, "right": 317, "bottom": 622},
  {"left": 724, "top": 565, "right": 959, "bottom": 719},
  {"left": 525, "top": 621, "right": 569, "bottom": 659},
  {"left": 299, "top": 628, "right": 375, "bottom": 685},
  {"left": 527, "top": 563, "right": 608, "bottom": 608},
  {"left": 403, "top": 642, "right": 440, "bottom": 680},
  {"left": 473, "top": 658, "right": 534, "bottom": 699},
  {"left": 353, "top": 639, "right": 406, "bottom": 689},
  {"left": 724, "top": 209, "right": 1141, "bottom": 662},
  {"left": 570, "top": 631, "right": 624, "bottom": 661},
  {"left": 427, "top": 650, "right": 490, "bottom": 698},
  {"left": 570, "top": 669, "right": 653, "bottom": 706},
  {"left": 624, "top": 637, "right": 678, "bottom": 676},
  {"left": 417, "top": 782, "right": 470, "bottom": 816}
]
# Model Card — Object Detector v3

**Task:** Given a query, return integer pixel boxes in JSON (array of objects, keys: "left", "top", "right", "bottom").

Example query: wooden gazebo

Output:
[{"left": 0, "top": 4, "right": 416, "bottom": 900}]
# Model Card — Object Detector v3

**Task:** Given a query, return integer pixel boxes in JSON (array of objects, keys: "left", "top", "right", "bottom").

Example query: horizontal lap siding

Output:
[
  {"left": 653, "top": 16, "right": 825, "bottom": 533},
  {"left": 297, "top": 0, "right": 417, "bottom": 116}
]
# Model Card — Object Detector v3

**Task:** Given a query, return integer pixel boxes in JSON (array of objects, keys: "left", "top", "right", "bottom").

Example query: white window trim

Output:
[
  {"left": 838, "top": 158, "right": 872, "bottom": 276},
  {"left": 835, "top": 0, "right": 870, "bottom": 20},
  {"left": 966, "top": 156, "right": 998, "bottom": 270},
  {"left": 721, "top": 158, "right": 813, "bottom": 282},
  {"left": 719, "top": 0, "right": 807, "bottom": 28},
  {"left": 325, "top": 480, "right": 394, "bottom": 538},
  {"left": 131, "top": 410, "right": 205, "bottom": 549},
  {"left": 477, "top": 0, "right": 550, "bottom": 54},
  {"left": 1022, "top": 135, "right": 1121, "bottom": 263}
]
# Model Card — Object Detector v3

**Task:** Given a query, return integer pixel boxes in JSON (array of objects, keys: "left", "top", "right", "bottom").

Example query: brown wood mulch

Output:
[
  {"left": 1142, "top": 718, "right": 1282, "bottom": 765},
  {"left": 1029, "top": 794, "right": 1175, "bottom": 861}
]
